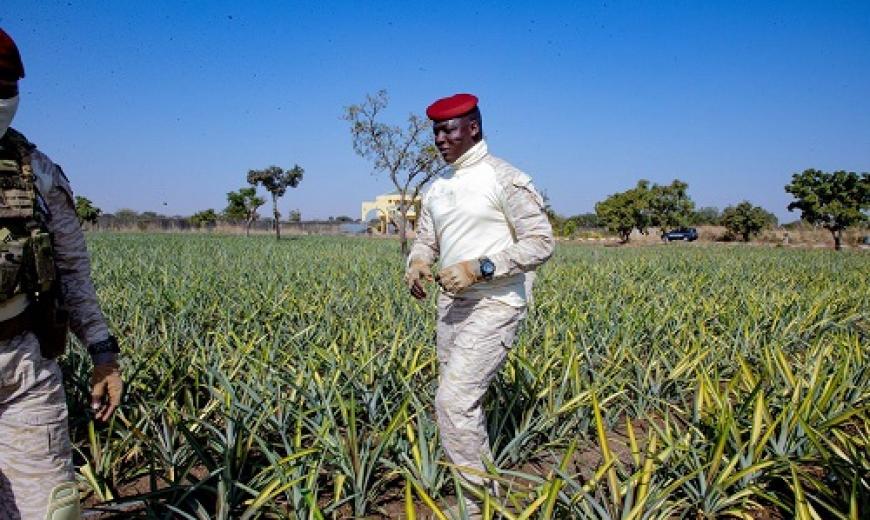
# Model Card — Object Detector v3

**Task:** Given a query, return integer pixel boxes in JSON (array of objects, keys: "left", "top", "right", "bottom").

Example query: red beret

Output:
[
  {"left": 426, "top": 93, "right": 478, "bottom": 121},
  {"left": 0, "top": 28, "right": 25, "bottom": 81}
]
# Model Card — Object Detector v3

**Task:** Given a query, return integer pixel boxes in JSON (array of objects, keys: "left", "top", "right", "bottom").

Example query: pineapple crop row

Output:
[{"left": 61, "top": 234, "right": 867, "bottom": 519}]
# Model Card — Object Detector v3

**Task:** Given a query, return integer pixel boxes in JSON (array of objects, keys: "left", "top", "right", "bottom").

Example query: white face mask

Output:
[{"left": 0, "top": 95, "right": 20, "bottom": 139}]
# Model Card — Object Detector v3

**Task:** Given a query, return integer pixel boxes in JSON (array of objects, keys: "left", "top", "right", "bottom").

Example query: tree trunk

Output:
[
  {"left": 743, "top": 231, "right": 750, "bottom": 242},
  {"left": 272, "top": 193, "right": 281, "bottom": 240},
  {"left": 246, "top": 216, "right": 252, "bottom": 237},
  {"left": 833, "top": 228, "right": 842, "bottom": 250},
  {"left": 398, "top": 200, "right": 409, "bottom": 256},
  {"left": 620, "top": 230, "right": 630, "bottom": 243}
]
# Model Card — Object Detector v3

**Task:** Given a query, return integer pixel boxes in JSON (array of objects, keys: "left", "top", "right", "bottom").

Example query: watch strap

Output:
[{"left": 88, "top": 335, "right": 120, "bottom": 357}]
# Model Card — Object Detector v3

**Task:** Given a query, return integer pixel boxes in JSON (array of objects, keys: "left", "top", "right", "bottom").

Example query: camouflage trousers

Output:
[
  {"left": 435, "top": 295, "right": 523, "bottom": 516},
  {"left": 0, "top": 331, "right": 74, "bottom": 520}
]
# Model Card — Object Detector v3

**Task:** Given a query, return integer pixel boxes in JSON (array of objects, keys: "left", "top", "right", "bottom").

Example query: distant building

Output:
[{"left": 361, "top": 192, "right": 422, "bottom": 234}]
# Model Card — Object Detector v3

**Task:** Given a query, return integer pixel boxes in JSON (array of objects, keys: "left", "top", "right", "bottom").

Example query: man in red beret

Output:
[
  {"left": 405, "top": 93, "right": 554, "bottom": 517},
  {"left": 0, "top": 27, "right": 123, "bottom": 520}
]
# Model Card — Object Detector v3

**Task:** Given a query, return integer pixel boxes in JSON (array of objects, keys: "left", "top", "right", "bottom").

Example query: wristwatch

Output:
[
  {"left": 88, "top": 335, "right": 120, "bottom": 357},
  {"left": 478, "top": 257, "right": 496, "bottom": 281}
]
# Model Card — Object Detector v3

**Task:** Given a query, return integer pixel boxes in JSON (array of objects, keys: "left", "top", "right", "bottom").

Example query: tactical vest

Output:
[{"left": 0, "top": 129, "right": 55, "bottom": 305}]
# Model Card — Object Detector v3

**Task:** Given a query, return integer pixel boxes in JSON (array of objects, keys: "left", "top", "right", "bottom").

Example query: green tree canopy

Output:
[
  {"left": 595, "top": 180, "right": 652, "bottom": 243},
  {"left": 690, "top": 206, "right": 722, "bottom": 226},
  {"left": 539, "top": 190, "right": 567, "bottom": 235},
  {"left": 551, "top": 213, "right": 601, "bottom": 238},
  {"left": 224, "top": 187, "right": 265, "bottom": 236},
  {"left": 648, "top": 179, "right": 695, "bottom": 230},
  {"left": 721, "top": 201, "right": 776, "bottom": 242},
  {"left": 785, "top": 169, "right": 869, "bottom": 250},
  {"left": 74, "top": 196, "right": 102, "bottom": 226},
  {"left": 566, "top": 213, "right": 601, "bottom": 228},
  {"left": 190, "top": 209, "right": 218, "bottom": 229},
  {"left": 113, "top": 208, "right": 139, "bottom": 225},
  {"left": 247, "top": 165, "right": 304, "bottom": 240}
]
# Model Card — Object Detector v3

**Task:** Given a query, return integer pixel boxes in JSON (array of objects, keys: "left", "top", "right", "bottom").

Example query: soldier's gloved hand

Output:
[
  {"left": 91, "top": 362, "right": 123, "bottom": 422},
  {"left": 405, "top": 260, "right": 433, "bottom": 300},
  {"left": 437, "top": 260, "right": 482, "bottom": 294}
]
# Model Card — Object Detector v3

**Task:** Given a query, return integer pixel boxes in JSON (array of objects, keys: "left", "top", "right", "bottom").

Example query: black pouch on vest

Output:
[{"left": 33, "top": 292, "right": 69, "bottom": 359}]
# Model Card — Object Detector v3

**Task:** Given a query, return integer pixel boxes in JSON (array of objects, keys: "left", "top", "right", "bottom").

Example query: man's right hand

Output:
[
  {"left": 91, "top": 362, "right": 123, "bottom": 422},
  {"left": 404, "top": 260, "right": 433, "bottom": 300}
]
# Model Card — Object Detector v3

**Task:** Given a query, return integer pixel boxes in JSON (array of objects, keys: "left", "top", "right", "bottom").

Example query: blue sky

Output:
[{"left": 3, "top": 0, "right": 869, "bottom": 222}]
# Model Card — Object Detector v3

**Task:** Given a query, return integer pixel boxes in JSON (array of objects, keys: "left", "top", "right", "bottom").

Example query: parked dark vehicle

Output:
[{"left": 662, "top": 227, "right": 699, "bottom": 242}]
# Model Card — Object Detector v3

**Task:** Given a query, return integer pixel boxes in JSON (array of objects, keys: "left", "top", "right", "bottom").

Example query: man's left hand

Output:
[{"left": 437, "top": 260, "right": 481, "bottom": 294}]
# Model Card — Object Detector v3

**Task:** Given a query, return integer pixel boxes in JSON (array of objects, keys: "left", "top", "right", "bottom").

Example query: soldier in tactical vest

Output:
[{"left": 0, "top": 28, "right": 123, "bottom": 520}]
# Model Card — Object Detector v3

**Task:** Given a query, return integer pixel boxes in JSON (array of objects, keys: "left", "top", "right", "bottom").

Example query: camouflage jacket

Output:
[
  {"left": 1, "top": 129, "right": 111, "bottom": 357},
  {"left": 409, "top": 140, "right": 554, "bottom": 306}
]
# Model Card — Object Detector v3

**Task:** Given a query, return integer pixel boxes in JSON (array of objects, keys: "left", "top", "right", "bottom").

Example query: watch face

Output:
[{"left": 481, "top": 259, "right": 495, "bottom": 277}]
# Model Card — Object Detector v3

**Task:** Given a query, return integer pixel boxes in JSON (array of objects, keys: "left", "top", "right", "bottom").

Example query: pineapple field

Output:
[{"left": 64, "top": 234, "right": 868, "bottom": 519}]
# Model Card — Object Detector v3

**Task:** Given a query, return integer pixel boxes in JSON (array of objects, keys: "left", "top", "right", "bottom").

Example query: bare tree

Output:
[{"left": 344, "top": 90, "right": 446, "bottom": 255}]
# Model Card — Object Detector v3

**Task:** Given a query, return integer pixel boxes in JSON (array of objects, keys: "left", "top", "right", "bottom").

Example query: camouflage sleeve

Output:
[
  {"left": 490, "top": 172, "right": 555, "bottom": 278},
  {"left": 407, "top": 199, "right": 439, "bottom": 267},
  {"left": 34, "top": 153, "right": 111, "bottom": 351}
]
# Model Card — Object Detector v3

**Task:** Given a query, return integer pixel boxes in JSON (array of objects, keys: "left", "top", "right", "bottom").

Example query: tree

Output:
[
  {"left": 567, "top": 213, "right": 601, "bottom": 228},
  {"left": 540, "top": 190, "right": 565, "bottom": 235},
  {"left": 561, "top": 219, "right": 578, "bottom": 238},
  {"left": 648, "top": 179, "right": 695, "bottom": 230},
  {"left": 288, "top": 209, "right": 302, "bottom": 223},
  {"left": 190, "top": 209, "right": 218, "bottom": 229},
  {"left": 247, "top": 165, "right": 304, "bottom": 240},
  {"left": 344, "top": 90, "right": 447, "bottom": 255},
  {"left": 74, "top": 196, "right": 102, "bottom": 226},
  {"left": 785, "top": 169, "right": 870, "bottom": 250},
  {"left": 595, "top": 180, "right": 652, "bottom": 243},
  {"left": 690, "top": 206, "right": 721, "bottom": 226},
  {"left": 551, "top": 213, "right": 601, "bottom": 238},
  {"left": 721, "top": 201, "right": 775, "bottom": 242},
  {"left": 109, "top": 208, "right": 140, "bottom": 229},
  {"left": 224, "top": 187, "right": 265, "bottom": 236}
]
